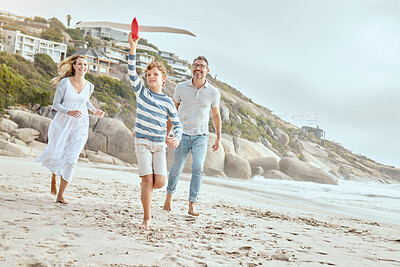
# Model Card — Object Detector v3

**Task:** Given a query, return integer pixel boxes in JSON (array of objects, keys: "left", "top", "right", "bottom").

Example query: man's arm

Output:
[{"left": 211, "top": 105, "right": 221, "bottom": 151}]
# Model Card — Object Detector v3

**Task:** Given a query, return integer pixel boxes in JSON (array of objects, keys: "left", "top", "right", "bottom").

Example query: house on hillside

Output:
[
  {"left": 3, "top": 30, "right": 67, "bottom": 63},
  {"left": 98, "top": 46, "right": 129, "bottom": 65},
  {"left": 76, "top": 25, "right": 129, "bottom": 42},
  {"left": 74, "top": 48, "right": 119, "bottom": 76},
  {"left": 68, "top": 39, "right": 89, "bottom": 50},
  {"left": 302, "top": 126, "right": 325, "bottom": 139},
  {"left": 159, "top": 50, "right": 191, "bottom": 79},
  {"left": 0, "top": 10, "right": 26, "bottom": 22}
]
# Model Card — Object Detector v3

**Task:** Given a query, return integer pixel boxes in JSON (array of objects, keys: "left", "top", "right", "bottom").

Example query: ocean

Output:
[{"left": 206, "top": 176, "right": 400, "bottom": 225}]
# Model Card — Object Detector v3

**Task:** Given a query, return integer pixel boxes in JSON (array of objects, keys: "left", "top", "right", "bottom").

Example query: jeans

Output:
[{"left": 167, "top": 134, "right": 208, "bottom": 202}]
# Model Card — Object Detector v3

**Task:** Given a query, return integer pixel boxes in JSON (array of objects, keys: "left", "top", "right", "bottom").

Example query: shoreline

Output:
[{"left": 1, "top": 156, "right": 399, "bottom": 266}]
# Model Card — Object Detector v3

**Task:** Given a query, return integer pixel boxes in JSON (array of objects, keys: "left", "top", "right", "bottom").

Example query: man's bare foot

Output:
[
  {"left": 51, "top": 174, "right": 57, "bottom": 195},
  {"left": 56, "top": 197, "right": 68, "bottom": 204},
  {"left": 163, "top": 194, "right": 173, "bottom": 211},
  {"left": 139, "top": 219, "right": 151, "bottom": 230},
  {"left": 188, "top": 202, "right": 199, "bottom": 216}
]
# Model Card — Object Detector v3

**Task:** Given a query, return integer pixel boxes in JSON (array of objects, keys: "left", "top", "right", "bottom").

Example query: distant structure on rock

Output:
[
  {"left": 66, "top": 15, "right": 71, "bottom": 28},
  {"left": 302, "top": 126, "right": 325, "bottom": 139}
]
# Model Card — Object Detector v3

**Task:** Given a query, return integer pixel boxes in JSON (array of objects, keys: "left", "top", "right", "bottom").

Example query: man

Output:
[{"left": 163, "top": 56, "right": 221, "bottom": 216}]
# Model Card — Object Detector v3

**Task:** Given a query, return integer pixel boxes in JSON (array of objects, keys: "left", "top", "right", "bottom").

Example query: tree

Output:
[
  {"left": 34, "top": 53, "right": 58, "bottom": 78},
  {"left": 84, "top": 35, "right": 95, "bottom": 48},
  {"left": 66, "top": 45, "right": 76, "bottom": 57},
  {"left": 65, "top": 28, "right": 83, "bottom": 40},
  {"left": 41, "top": 27, "right": 63, "bottom": 42},
  {"left": 33, "top": 16, "right": 47, "bottom": 23},
  {"left": 48, "top": 17, "right": 65, "bottom": 30}
]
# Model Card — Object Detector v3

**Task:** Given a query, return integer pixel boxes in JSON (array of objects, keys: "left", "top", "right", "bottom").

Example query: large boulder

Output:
[
  {"left": 274, "top": 128, "right": 289, "bottom": 147},
  {"left": 0, "top": 139, "right": 40, "bottom": 157},
  {"left": 85, "top": 129, "right": 107, "bottom": 153},
  {"left": 234, "top": 137, "right": 280, "bottom": 161},
  {"left": 221, "top": 138, "right": 235, "bottom": 154},
  {"left": 249, "top": 157, "right": 279, "bottom": 177},
  {"left": 6, "top": 110, "right": 51, "bottom": 143},
  {"left": 204, "top": 133, "right": 226, "bottom": 177},
  {"left": 224, "top": 152, "right": 251, "bottom": 179},
  {"left": 10, "top": 128, "right": 40, "bottom": 143},
  {"left": 263, "top": 170, "right": 293, "bottom": 181},
  {"left": 0, "top": 118, "right": 18, "bottom": 133},
  {"left": 93, "top": 117, "right": 136, "bottom": 164},
  {"left": 279, "top": 157, "right": 338, "bottom": 185}
]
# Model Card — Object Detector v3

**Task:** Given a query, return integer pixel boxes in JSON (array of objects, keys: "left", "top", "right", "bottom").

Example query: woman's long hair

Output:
[{"left": 51, "top": 55, "right": 88, "bottom": 86}]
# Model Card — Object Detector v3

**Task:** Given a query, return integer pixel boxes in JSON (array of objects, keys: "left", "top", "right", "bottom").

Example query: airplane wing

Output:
[{"left": 73, "top": 21, "right": 196, "bottom": 37}]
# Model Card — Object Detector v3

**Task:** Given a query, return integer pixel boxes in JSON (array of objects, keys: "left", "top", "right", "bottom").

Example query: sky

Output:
[{"left": 1, "top": 0, "right": 399, "bottom": 168}]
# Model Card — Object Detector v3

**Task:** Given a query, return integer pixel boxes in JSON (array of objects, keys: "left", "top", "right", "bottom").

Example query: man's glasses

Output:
[{"left": 192, "top": 63, "right": 207, "bottom": 69}]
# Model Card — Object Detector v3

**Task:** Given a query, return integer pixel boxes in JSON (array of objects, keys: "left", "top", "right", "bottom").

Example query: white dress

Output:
[{"left": 36, "top": 78, "right": 93, "bottom": 182}]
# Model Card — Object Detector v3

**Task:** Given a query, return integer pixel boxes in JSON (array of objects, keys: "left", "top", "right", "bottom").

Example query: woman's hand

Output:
[
  {"left": 128, "top": 32, "right": 139, "bottom": 55},
  {"left": 67, "top": 110, "right": 82, "bottom": 118},
  {"left": 94, "top": 109, "right": 105, "bottom": 118}
]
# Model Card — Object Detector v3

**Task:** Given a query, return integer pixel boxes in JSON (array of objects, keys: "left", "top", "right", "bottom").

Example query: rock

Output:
[
  {"left": 93, "top": 117, "right": 136, "bottom": 164},
  {"left": 89, "top": 115, "right": 99, "bottom": 130},
  {"left": 31, "top": 103, "right": 41, "bottom": 111},
  {"left": 285, "top": 151, "right": 298, "bottom": 158},
  {"left": 219, "top": 101, "right": 230, "bottom": 123},
  {"left": 249, "top": 157, "right": 279, "bottom": 177},
  {"left": 85, "top": 130, "right": 107, "bottom": 153},
  {"left": 10, "top": 136, "right": 26, "bottom": 146},
  {"left": 263, "top": 125, "right": 274, "bottom": 136},
  {"left": 6, "top": 110, "right": 51, "bottom": 143},
  {"left": 88, "top": 153, "right": 114, "bottom": 165},
  {"left": 274, "top": 128, "right": 289, "bottom": 147},
  {"left": 26, "top": 140, "right": 47, "bottom": 151},
  {"left": 379, "top": 166, "right": 400, "bottom": 182},
  {"left": 0, "top": 139, "right": 39, "bottom": 157},
  {"left": 0, "top": 132, "right": 11, "bottom": 141},
  {"left": 221, "top": 133, "right": 233, "bottom": 143},
  {"left": 235, "top": 115, "right": 242, "bottom": 124},
  {"left": 253, "top": 166, "right": 264, "bottom": 176},
  {"left": 0, "top": 118, "right": 18, "bottom": 133},
  {"left": 234, "top": 137, "right": 280, "bottom": 161},
  {"left": 279, "top": 157, "right": 338, "bottom": 185},
  {"left": 204, "top": 133, "right": 226, "bottom": 177},
  {"left": 10, "top": 128, "right": 40, "bottom": 143},
  {"left": 221, "top": 138, "right": 235, "bottom": 154},
  {"left": 38, "top": 105, "right": 52, "bottom": 117},
  {"left": 247, "top": 115, "right": 257, "bottom": 126},
  {"left": 224, "top": 152, "right": 251, "bottom": 179},
  {"left": 263, "top": 170, "right": 293, "bottom": 180}
]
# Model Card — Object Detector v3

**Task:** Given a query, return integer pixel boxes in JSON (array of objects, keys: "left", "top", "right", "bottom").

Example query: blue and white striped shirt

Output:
[{"left": 128, "top": 54, "right": 182, "bottom": 143}]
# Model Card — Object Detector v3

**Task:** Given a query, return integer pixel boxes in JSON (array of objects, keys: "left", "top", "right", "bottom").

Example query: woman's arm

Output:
[{"left": 52, "top": 79, "right": 69, "bottom": 113}]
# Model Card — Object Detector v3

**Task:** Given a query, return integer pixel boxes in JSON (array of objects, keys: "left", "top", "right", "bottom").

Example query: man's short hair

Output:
[{"left": 193, "top": 56, "right": 209, "bottom": 67}]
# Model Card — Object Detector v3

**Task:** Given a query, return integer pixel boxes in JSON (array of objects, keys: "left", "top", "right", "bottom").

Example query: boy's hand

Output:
[
  {"left": 166, "top": 136, "right": 179, "bottom": 149},
  {"left": 128, "top": 32, "right": 139, "bottom": 54}
]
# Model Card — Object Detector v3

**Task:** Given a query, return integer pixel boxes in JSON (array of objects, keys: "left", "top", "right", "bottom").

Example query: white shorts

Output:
[{"left": 134, "top": 137, "right": 167, "bottom": 177}]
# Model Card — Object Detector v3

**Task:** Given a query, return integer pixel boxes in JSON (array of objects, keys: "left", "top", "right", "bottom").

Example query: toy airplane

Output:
[{"left": 74, "top": 18, "right": 196, "bottom": 37}]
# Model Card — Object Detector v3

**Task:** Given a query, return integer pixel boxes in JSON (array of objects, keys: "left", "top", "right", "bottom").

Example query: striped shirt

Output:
[{"left": 128, "top": 54, "right": 182, "bottom": 143}]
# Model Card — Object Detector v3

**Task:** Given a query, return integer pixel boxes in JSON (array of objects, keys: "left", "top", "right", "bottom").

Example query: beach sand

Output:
[{"left": 0, "top": 156, "right": 399, "bottom": 266}]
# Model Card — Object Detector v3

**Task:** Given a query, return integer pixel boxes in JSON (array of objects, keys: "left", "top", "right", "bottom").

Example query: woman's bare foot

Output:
[
  {"left": 56, "top": 197, "right": 68, "bottom": 204},
  {"left": 139, "top": 219, "right": 151, "bottom": 230},
  {"left": 51, "top": 174, "right": 57, "bottom": 195},
  {"left": 188, "top": 202, "right": 200, "bottom": 216},
  {"left": 163, "top": 194, "right": 172, "bottom": 211}
]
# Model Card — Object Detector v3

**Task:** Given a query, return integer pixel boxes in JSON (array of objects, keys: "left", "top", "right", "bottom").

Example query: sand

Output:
[{"left": 0, "top": 156, "right": 399, "bottom": 266}]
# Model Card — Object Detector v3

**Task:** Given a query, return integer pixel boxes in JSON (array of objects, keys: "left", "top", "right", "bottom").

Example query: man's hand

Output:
[
  {"left": 166, "top": 136, "right": 179, "bottom": 149},
  {"left": 212, "top": 139, "right": 221, "bottom": 151}
]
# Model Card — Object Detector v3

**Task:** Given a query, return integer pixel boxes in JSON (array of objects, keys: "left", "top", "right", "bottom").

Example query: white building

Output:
[
  {"left": 136, "top": 53, "right": 155, "bottom": 69},
  {"left": 159, "top": 50, "right": 191, "bottom": 79},
  {"left": 98, "top": 46, "right": 129, "bottom": 65},
  {"left": 3, "top": 30, "right": 67, "bottom": 63},
  {"left": 76, "top": 26, "right": 129, "bottom": 42},
  {"left": 0, "top": 10, "right": 26, "bottom": 22}
]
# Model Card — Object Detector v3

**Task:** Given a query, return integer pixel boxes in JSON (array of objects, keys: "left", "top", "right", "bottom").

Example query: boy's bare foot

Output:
[
  {"left": 51, "top": 174, "right": 57, "bottom": 195},
  {"left": 139, "top": 219, "right": 151, "bottom": 230},
  {"left": 56, "top": 197, "right": 68, "bottom": 204},
  {"left": 163, "top": 194, "right": 172, "bottom": 211},
  {"left": 188, "top": 202, "right": 199, "bottom": 216}
]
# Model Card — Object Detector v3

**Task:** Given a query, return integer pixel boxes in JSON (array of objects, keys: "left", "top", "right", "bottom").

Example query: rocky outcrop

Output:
[
  {"left": 204, "top": 133, "right": 226, "bottom": 177},
  {"left": 234, "top": 137, "right": 280, "bottom": 161},
  {"left": 10, "top": 128, "right": 40, "bottom": 143},
  {"left": 279, "top": 157, "right": 338, "bottom": 185},
  {"left": 224, "top": 152, "right": 251, "bottom": 179},
  {"left": 249, "top": 157, "right": 279, "bottom": 177}
]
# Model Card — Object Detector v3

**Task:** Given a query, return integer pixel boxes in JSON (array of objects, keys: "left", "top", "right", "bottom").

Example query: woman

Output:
[{"left": 37, "top": 55, "right": 104, "bottom": 204}]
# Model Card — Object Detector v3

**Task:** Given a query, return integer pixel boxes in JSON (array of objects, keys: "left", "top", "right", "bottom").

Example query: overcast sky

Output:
[{"left": 1, "top": 0, "right": 399, "bottom": 167}]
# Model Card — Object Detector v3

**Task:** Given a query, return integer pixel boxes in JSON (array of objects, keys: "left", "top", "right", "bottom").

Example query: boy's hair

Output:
[
  {"left": 193, "top": 56, "right": 209, "bottom": 67},
  {"left": 145, "top": 61, "right": 167, "bottom": 86}
]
